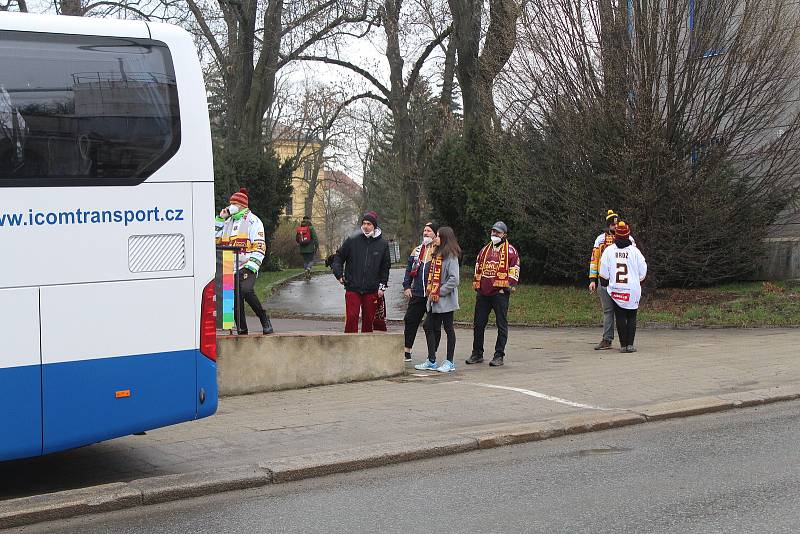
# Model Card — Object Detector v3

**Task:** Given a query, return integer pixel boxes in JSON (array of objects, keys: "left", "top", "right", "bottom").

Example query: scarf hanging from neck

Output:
[
  {"left": 410, "top": 243, "right": 428, "bottom": 278},
  {"left": 473, "top": 240, "right": 510, "bottom": 289},
  {"left": 427, "top": 254, "right": 444, "bottom": 302}
]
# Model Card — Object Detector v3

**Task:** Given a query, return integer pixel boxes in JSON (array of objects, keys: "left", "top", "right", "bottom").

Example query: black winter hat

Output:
[{"left": 424, "top": 221, "right": 441, "bottom": 234}]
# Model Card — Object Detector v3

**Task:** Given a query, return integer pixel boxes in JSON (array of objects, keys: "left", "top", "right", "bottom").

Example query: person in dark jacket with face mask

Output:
[
  {"left": 465, "top": 221, "right": 521, "bottom": 367},
  {"left": 331, "top": 211, "right": 392, "bottom": 333}
]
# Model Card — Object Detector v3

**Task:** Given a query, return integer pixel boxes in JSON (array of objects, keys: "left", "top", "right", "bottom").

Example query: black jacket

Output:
[{"left": 332, "top": 229, "right": 391, "bottom": 294}]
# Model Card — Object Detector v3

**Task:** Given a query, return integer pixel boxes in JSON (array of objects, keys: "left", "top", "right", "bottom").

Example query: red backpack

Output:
[{"left": 296, "top": 225, "right": 312, "bottom": 245}]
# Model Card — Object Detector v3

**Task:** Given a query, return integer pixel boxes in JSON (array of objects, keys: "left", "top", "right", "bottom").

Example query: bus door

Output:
[{"left": 0, "top": 288, "right": 42, "bottom": 461}]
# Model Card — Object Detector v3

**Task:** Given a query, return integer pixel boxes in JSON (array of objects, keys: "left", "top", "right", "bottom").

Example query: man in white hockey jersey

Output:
[
  {"left": 588, "top": 209, "right": 636, "bottom": 350},
  {"left": 215, "top": 188, "right": 274, "bottom": 335},
  {"left": 598, "top": 221, "right": 647, "bottom": 353}
]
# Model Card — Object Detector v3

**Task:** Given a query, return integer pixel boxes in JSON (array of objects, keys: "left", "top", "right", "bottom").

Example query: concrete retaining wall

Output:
[{"left": 217, "top": 332, "right": 405, "bottom": 396}]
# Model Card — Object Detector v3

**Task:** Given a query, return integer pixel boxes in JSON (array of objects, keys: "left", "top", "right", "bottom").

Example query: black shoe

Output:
[
  {"left": 238, "top": 330, "right": 249, "bottom": 336},
  {"left": 465, "top": 354, "right": 484, "bottom": 364},
  {"left": 489, "top": 356, "right": 504, "bottom": 367},
  {"left": 261, "top": 318, "right": 274, "bottom": 335}
]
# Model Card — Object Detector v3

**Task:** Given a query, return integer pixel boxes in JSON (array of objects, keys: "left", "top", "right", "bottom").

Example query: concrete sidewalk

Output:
[{"left": 2, "top": 324, "right": 799, "bottom": 525}]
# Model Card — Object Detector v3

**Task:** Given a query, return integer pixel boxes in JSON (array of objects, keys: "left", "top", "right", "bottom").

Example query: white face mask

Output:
[
  {"left": 422, "top": 236, "right": 433, "bottom": 245},
  {"left": 363, "top": 229, "right": 373, "bottom": 237},
  {"left": 491, "top": 236, "right": 502, "bottom": 245},
  {"left": 228, "top": 204, "right": 240, "bottom": 215}
]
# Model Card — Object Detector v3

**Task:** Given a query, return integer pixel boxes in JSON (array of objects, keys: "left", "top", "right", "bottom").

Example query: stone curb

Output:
[
  {"left": 261, "top": 312, "right": 800, "bottom": 330},
  {"left": 260, "top": 437, "right": 479, "bottom": 484},
  {"left": 3, "top": 385, "right": 800, "bottom": 529}
]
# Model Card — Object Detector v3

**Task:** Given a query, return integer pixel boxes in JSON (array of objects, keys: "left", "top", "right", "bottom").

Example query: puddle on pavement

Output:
[{"left": 570, "top": 446, "right": 631, "bottom": 457}]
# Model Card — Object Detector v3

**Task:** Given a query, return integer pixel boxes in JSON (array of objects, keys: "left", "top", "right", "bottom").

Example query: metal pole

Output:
[{"left": 234, "top": 250, "right": 241, "bottom": 335}]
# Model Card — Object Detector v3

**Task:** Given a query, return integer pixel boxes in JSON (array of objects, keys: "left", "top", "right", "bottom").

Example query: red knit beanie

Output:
[
  {"left": 362, "top": 211, "right": 378, "bottom": 226},
  {"left": 229, "top": 188, "right": 249, "bottom": 207},
  {"left": 615, "top": 221, "right": 631, "bottom": 239}
]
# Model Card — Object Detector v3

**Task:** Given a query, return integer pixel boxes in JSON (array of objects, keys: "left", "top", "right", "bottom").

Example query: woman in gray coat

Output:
[{"left": 415, "top": 227, "right": 461, "bottom": 373}]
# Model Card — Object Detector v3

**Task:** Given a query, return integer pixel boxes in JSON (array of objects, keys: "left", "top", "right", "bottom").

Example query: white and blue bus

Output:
[{"left": 0, "top": 12, "right": 217, "bottom": 462}]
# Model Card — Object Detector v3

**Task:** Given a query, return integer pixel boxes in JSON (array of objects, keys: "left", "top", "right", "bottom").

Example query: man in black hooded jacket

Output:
[{"left": 332, "top": 211, "right": 391, "bottom": 333}]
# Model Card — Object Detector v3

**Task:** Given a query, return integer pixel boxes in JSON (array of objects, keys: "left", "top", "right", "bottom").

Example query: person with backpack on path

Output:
[{"left": 296, "top": 215, "right": 319, "bottom": 280}]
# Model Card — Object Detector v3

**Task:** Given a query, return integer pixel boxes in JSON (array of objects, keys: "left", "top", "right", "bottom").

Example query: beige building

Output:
[{"left": 272, "top": 135, "right": 326, "bottom": 223}]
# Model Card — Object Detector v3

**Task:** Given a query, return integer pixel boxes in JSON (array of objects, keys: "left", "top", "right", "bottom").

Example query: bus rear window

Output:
[{"left": 0, "top": 31, "right": 180, "bottom": 186}]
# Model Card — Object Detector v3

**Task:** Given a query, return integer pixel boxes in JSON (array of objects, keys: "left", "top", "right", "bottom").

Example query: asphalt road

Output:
[{"left": 15, "top": 401, "right": 800, "bottom": 534}]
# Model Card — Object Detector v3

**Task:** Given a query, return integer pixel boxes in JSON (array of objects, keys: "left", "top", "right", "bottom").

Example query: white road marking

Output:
[
  {"left": 411, "top": 373, "right": 435, "bottom": 377},
  {"left": 468, "top": 382, "right": 614, "bottom": 411}
]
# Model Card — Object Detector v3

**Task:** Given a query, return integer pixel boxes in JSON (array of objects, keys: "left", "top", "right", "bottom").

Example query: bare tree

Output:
[
  {"left": 49, "top": 0, "right": 164, "bottom": 18},
  {"left": 175, "top": 0, "right": 377, "bottom": 148},
  {"left": 269, "top": 79, "right": 376, "bottom": 224},
  {"left": 503, "top": 0, "right": 800, "bottom": 285},
  {"left": 294, "top": 0, "right": 452, "bottom": 247},
  {"left": 321, "top": 169, "right": 362, "bottom": 252}
]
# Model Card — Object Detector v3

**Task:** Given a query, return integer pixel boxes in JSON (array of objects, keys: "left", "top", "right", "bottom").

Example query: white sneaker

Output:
[
  {"left": 415, "top": 360, "right": 438, "bottom": 371},
  {"left": 436, "top": 360, "right": 456, "bottom": 373}
]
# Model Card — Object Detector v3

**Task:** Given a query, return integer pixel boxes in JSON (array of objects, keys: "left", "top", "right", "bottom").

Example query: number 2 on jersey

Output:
[{"left": 616, "top": 263, "right": 628, "bottom": 284}]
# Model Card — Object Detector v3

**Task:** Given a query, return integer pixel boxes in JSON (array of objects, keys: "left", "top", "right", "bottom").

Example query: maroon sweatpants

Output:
[{"left": 345, "top": 290, "right": 379, "bottom": 333}]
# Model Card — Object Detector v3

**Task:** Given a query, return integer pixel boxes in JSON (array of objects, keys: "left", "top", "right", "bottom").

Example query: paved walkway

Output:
[
  {"left": 266, "top": 269, "right": 409, "bottom": 320},
  {"left": 2, "top": 323, "right": 799, "bottom": 501}
]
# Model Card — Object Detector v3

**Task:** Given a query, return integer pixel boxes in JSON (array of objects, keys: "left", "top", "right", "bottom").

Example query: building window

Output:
[{"left": 285, "top": 199, "right": 293, "bottom": 216}]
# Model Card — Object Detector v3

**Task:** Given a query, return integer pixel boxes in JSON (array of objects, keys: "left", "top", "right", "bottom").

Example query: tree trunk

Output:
[
  {"left": 242, "top": 0, "right": 284, "bottom": 146},
  {"left": 59, "top": 0, "right": 83, "bottom": 15},
  {"left": 449, "top": 0, "right": 519, "bottom": 133},
  {"left": 304, "top": 149, "right": 325, "bottom": 218},
  {"left": 384, "top": 0, "right": 419, "bottom": 250},
  {"left": 440, "top": 37, "right": 457, "bottom": 119},
  {"left": 224, "top": 0, "right": 259, "bottom": 147},
  {"left": 599, "top": 0, "right": 629, "bottom": 126},
  {"left": 448, "top": 0, "right": 482, "bottom": 130}
]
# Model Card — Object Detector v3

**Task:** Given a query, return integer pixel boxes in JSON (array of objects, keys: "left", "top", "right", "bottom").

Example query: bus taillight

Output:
[{"left": 200, "top": 279, "right": 217, "bottom": 361}]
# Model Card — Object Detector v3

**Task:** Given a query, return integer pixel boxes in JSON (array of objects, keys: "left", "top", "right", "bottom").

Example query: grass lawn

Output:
[{"left": 454, "top": 277, "right": 800, "bottom": 327}]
